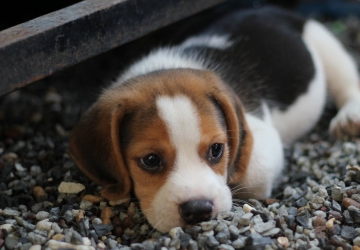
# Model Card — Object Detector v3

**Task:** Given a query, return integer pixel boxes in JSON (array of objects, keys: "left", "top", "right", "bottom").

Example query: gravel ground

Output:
[{"left": 1, "top": 17, "right": 360, "bottom": 250}]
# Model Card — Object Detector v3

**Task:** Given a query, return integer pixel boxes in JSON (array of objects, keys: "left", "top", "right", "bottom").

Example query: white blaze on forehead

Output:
[
  {"left": 152, "top": 95, "right": 232, "bottom": 232},
  {"left": 156, "top": 95, "right": 201, "bottom": 162}
]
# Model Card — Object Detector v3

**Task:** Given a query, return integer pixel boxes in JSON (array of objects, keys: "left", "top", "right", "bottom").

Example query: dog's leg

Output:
[
  {"left": 303, "top": 20, "right": 360, "bottom": 138},
  {"left": 233, "top": 110, "right": 283, "bottom": 200}
]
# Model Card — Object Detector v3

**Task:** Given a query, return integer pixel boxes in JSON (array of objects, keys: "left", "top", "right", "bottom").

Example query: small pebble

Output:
[
  {"left": 343, "top": 197, "right": 360, "bottom": 209},
  {"left": 100, "top": 207, "right": 114, "bottom": 225},
  {"left": 82, "top": 195, "right": 104, "bottom": 204},
  {"left": 239, "top": 213, "right": 253, "bottom": 225},
  {"left": 201, "top": 221, "right": 218, "bottom": 231},
  {"left": 29, "top": 245, "right": 42, "bottom": 250},
  {"left": 36, "top": 211, "right": 49, "bottom": 221},
  {"left": 80, "top": 201, "right": 93, "bottom": 211},
  {"left": 277, "top": 236, "right": 289, "bottom": 248},
  {"left": 243, "top": 204, "right": 254, "bottom": 213},
  {"left": 58, "top": 182, "right": 85, "bottom": 194},
  {"left": 33, "top": 186, "right": 48, "bottom": 201},
  {"left": 326, "top": 218, "right": 335, "bottom": 229}
]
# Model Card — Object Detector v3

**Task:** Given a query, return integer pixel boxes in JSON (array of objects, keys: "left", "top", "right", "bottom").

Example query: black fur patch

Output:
[{"left": 183, "top": 7, "right": 315, "bottom": 112}]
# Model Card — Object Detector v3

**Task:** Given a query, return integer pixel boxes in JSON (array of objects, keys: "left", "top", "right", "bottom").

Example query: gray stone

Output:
[
  {"left": 169, "top": 227, "right": 184, "bottom": 239},
  {"left": 206, "top": 236, "right": 219, "bottom": 248},
  {"left": 284, "top": 228, "right": 294, "bottom": 241},
  {"left": 35, "top": 211, "right": 49, "bottom": 221},
  {"left": 277, "top": 205, "right": 288, "bottom": 216},
  {"left": 107, "top": 238, "right": 118, "bottom": 249},
  {"left": 28, "top": 232, "right": 47, "bottom": 245},
  {"left": 5, "top": 236, "right": 18, "bottom": 250},
  {"left": 353, "top": 236, "right": 360, "bottom": 247},
  {"left": 229, "top": 225, "right": 239, "bottom": 240},
  {"left": 92, "top": 218, "right": 102, "bottom": 225},
  {"left": 312, "top": 196, "right": 325, "bottom": 204},
  {"left": 185, "top": 226, "right": 201, "bottom": 239},
  {"left": 70, "top": 229, "right": 84, "bottom": 245},
  {"left": 33, "top": 229, "right": 47, "bottom": 238},
  {"left": 20, "top": 243, "right": 32, "bottom": 250},
  {"left": 3, "top": 208, "right": 21, "bottom": 217},
  {"left": 51, "top": 223, "right": 63, "bottom": 234},
  {"left": 18, "top": 205, "right": 27, "bottom": 213},
  {"left": 79, "top": 200, "right": 93, "bottom": 211},
  {"left": 141, "top": 240, "right": 155, "bottom": 250},
  {"left": 262, "top": 228, "right": 281, "bottom": 237},
  {"left": 232, "top": 236, "right": 247, "bottom": 249},
  {"left": 31, "top": 203, "right": 43, "bottom": 213},
  {"left": 197, "top": 236, "right": 207, "bottom": 249},
  {"left": 287, "top": 207, "right": 298, "bottom": 216},
  {"left": 236, "top": 226, "right": 248, "bottom": 234},
  {"left": 231, "top": 212, "right": 242, "bottom": 226},
  {"left": 251, "top": 214, "right": 263, "bottom": 225},
  {"left": 64, "top": 229, "right": 72, "bottom": 243},
  {"left": 215, "top": 221, "right": 227, "bottom": 232},
  {"left": 343, "top": 210, "right": 354, "bottom": 224},
  {"left": 218, "top": 244, "right": 235, "bottom": 250},
  {"left": 215, "top": 230, "right": 230, "bottom": 244},
  {"left": 201, "top": 230, "right": 214, "bottom": 237},
  {"left": 348, "top": 205, "right": 360, "bottom": 223},
  {"left": 188, "top": 239, "right": 198, "bottom": 250},
  {"left": 331, "top": 185, "right": 344, "bottom": 201},
  {"left": 139, "top": 224, "right": 149, "bottom": 235},
  {"left": 332, "top": 200, "right": 342, "bottom": 212},
  {"left": 36, "top": 220, "right": 52, "bottom": 231},
  {"left": 130, "top": 243, "right": 146, "bottom": 249},
  {"left": 254, "top": 221, "right": 276, "bottom": 234},
  {"left": 317, "top": 187, "right": 328, "bottom": 198},
  {"left": 239, "top": 213, "right": 253, "bottom": 225},
  {"left": 296, "top": 210, "right": 311, "bottom": 228},
  {"left": 295, "top": 239, "right": 308, "bottom": 249},
  {"left": 296, "top": 226, "right": 304, "bottom": 233},
  {"left": 169, "top": 237, "right": 180, "bottom": 249},
  {"left": 341, "top": 225, "right": 358, "bottom": 240},
  {"left": 201, "top": 220, "right": 218, "bottom": 231},
  {"left": 30, "top": 166, "right": 42, "bottom": 176},
  {"left": 179, "top": 233, "right": 191, "bottom": 249}
]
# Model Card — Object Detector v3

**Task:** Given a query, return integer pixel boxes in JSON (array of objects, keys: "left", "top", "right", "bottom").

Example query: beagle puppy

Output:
[{"left": 70, "top": 7, "right": 360, "bottom": 232}]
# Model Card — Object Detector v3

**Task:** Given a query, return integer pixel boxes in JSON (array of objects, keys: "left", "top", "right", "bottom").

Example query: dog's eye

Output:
[
  {"left": 140, "top": 154, "right": 162, "bottom": 170},
  {"left": 208, "top": 143, "right": 224, "bottom": 164}
]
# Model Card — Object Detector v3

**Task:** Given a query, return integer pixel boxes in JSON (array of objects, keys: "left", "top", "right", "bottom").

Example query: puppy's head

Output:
[{"left": 70, "top": 69, "right": 252, "bottom": 232}]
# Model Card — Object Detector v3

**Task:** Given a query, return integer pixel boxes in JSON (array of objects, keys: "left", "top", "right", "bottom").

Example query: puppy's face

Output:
[{"left": 70, "top": 69, "right": 252, "bottom": 232}]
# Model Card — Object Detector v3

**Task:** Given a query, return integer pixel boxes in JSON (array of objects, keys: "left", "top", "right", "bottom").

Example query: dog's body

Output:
[{"left": 70, "top": 7, "right": 360, "bottom": 232}]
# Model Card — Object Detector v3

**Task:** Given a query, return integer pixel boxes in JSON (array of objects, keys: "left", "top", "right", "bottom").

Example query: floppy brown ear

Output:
[
  {"left": 69, "top": 92, "right": 132, "bottom": 201},
  {"left": 208, "top": 78, "right": 254, "bottom": 185}
]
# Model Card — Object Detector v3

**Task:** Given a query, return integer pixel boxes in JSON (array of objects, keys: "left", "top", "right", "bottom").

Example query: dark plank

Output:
[{"left": 0, "top": 0, "right": 226, "bottom": 96}]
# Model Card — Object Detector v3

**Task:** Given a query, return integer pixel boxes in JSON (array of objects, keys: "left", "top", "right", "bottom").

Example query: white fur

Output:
[
  {"left": 152, "top": 95, "right": 232, "bottom": 232},
  {"left": 179, "top": 34, "right": 233, "bottom": 50},
  {"left": 115, "top": 48, "right": 205, "bottom": 84},
  {"left": 113, "top": 35, "right": 233, "bottom": 85},
  {"left": 238, "top": 105, "right": 283, "bottom": 199},
  {"left": 302, "top": 20, "right": 360, "bottom": 138},
  {"left": 271, "top": 35, "right": 326, "bottom": 145}
]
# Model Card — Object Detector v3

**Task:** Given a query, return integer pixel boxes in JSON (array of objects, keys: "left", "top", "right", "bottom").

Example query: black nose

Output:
[{"left": 179, "top": 199, "right": 214, "bottom": 224}]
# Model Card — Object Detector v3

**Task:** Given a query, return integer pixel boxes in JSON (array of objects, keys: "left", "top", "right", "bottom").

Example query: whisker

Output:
[{"left": 147, "top": 219, "right": 163, "bottom": 239}]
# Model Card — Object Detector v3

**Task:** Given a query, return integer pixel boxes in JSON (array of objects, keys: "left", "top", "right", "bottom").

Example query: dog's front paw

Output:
[{"left": 330, "top": 98, "right": 360, "bottom": 138}]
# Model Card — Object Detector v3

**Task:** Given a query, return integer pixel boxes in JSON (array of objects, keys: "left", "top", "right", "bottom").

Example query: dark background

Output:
[{"left": 1, "top": 0, "right": 360, "bottom": 105}]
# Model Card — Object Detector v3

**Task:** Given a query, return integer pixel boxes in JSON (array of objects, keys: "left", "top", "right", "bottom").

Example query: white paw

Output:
[{"left": 330, "top": 98, "right": 360, "bottom": 138}]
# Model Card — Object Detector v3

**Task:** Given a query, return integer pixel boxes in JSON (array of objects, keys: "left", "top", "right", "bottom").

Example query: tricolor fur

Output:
[{"left": 70, "top": 7, "right": 360, "bottom": 232}]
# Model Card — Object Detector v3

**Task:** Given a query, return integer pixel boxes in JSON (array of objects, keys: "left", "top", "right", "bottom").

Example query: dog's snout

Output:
[{"left": 179, "top": 199, "right": 214, "bottom": 224}]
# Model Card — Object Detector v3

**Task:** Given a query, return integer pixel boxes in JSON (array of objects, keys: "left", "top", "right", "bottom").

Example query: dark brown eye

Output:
[
  {"left": 140, "top": 154, "right": 162, "bottom": 171},
  {"left": 207, "top": 143, "right": 224, "bottom": 164}
]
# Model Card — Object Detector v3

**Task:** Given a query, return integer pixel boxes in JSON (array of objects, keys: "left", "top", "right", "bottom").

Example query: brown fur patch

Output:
[{"left": 70, "top": 68, "right": 253, "bottom": 206}]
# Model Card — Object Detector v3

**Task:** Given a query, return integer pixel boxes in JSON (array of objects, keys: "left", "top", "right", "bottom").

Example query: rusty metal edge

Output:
[{"left": 0, "top": 0, "right": 226, "bottom": 96}]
